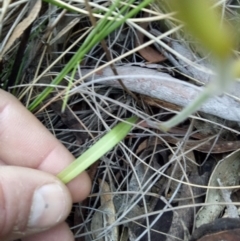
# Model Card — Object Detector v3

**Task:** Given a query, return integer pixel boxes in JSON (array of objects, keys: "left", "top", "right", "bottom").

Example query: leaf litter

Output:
[{"left": 2, "top": 1, "right": 240, "bottom": 241}]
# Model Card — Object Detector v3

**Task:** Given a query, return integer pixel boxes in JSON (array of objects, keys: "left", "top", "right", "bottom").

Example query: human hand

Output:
[{"left": 0, "top": 89, "right": 91, "bottom": 241}]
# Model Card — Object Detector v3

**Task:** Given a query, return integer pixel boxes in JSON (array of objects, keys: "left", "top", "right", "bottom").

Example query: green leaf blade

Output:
[{"left": 57, "top": 116, "right": 138, "bottom": 184}]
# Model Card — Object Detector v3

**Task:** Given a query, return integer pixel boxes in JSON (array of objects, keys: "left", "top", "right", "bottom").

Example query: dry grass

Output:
[{"left": 1, "top": 1, "right": 240, "bottom": 240}]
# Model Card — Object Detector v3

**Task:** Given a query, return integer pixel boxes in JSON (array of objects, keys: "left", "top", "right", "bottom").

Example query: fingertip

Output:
[
  {"left": 27, "top": 182, "right": 72, "bottom": 229},
  {"left": 66, "top": 171, "right": 91, "bottom": 202},
  {"left": 0, "top": 89, "right": 91, "bottom": 203},
  {"left": 22, "top": 222, "right": 74, "bottom": 241},
  {"left": 0, "top": 166, "right": 72, "bottom": 240}
]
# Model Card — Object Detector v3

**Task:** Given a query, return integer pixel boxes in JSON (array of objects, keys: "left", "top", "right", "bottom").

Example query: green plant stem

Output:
[
  {"left": 159, "top": 60, "right": 234, "bottom": 132},
  {"left": 159, "top": 86, "right": 212, "bottom": 132}
]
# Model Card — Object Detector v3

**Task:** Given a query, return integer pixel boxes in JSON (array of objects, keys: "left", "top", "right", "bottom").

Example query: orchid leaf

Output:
[{"left": 57, "top": 116, "right": 138, "bottom": 183}]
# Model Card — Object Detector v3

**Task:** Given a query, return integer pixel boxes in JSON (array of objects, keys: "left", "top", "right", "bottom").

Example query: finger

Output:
[
  {"left": 0, "top": 90, "right": 91, "bottom": 202},
  {"left": 0, "top": 166, "right": 72, "bottom": 241},
  {"left": 22, "top": 223, "right": 74, "bottom": 241}
]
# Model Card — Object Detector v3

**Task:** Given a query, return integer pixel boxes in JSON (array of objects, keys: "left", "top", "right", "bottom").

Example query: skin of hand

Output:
[{"left": 0, "top": 89, "right": 91, "bottom": 241}]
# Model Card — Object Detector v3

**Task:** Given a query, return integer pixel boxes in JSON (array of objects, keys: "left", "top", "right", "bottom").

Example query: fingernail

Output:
[{"left": 28, "top": 183, "right": 69, "bottom": 228}]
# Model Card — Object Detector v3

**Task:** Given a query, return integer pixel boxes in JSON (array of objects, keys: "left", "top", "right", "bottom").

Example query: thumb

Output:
[{"left": 0, "top": 166, "right": 72, "bottom": 241}]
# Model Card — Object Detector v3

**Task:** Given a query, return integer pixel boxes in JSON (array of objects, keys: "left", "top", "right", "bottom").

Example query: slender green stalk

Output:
[
  {"left": 57, "top": 116, "right": 138, "bottom": 184},
  {"left": 28, "top": 0, "right": 153, "bottom": 111},
  {"left": 158, "top": 0, "right": 236, "bottom": 131},
  {"left": 159, "top": 86, "right": 212, "bottom": 132},
  {"left": 159, "top": 59, "right": 234, "bottom": 131},
  {"left": 61, "top": 62, "right": 79, "bottom": 112}
]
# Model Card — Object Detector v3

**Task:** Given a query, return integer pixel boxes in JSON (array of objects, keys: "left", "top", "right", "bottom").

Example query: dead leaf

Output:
[
  {"left": 142, "top": 95, "right": 182, "bottom": 111},
  {"left": 50, "top": 100, "right": 93, "bottom": 145},
  {"left": 196, "top": 149, "right": 240, "bottom": 228},
  {"left": 91, "top": 180, "right": 118, "bottom": 241},
  {"left": 137, "top": 127, "right": 240, "bottom": 154},
  {"left": 191, "top": 218, "right": 240, "bottom": 241},
  {"left": 135, "top": 14, "right": 166, "bottom": 63},
  {"left": 0, "top": 0, "right": 41, "bottom": 58}
]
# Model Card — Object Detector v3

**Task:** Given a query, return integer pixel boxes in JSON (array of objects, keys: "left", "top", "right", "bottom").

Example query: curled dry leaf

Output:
[{"left": 196, "top": 149, "right": 240, "bottom": 228}]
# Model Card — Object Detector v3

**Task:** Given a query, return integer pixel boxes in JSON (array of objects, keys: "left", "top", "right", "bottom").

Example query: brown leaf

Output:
[
  {"left": 141, "top": 94, "right": 182, "bottom": 111},
  {"left": 191, "top": 218, "right": 240, "bottom": 241},
  {"left": 135, "top": 14, "right": 166, "bottom": 63},
  {"left": 139, "top": 121, "right": 240, "bottom": 154},
  {"left": 91, "top": 180, "right": 118, "bottom": 241}
]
